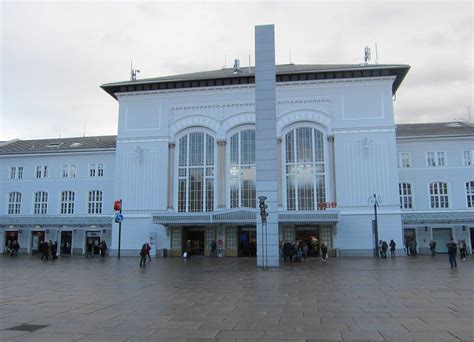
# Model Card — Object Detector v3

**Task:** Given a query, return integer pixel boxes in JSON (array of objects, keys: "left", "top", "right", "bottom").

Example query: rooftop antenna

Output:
[
  {"left": 468, "top": 105, "right": 471, "bottom": 122},
  {"left": 364, "top": 47, "right": 371, "bottom": 64},
  {"left": 375, "top": 43, "right": 379, "bottom": 65},
  {"left": 223, "top": 54, "right": 227, "bottom": 69},
  {"left": 289, "top": 50, "right": 292, "bottom": 64},
  {"left": 83, "top": 123, "right": 86, "bottom": 137},
  {"left": 248, "top": 54, "right": 251, "bottom": 73},
  {"left": 130, "top": 60, "right": 140, "bottom": 81}
]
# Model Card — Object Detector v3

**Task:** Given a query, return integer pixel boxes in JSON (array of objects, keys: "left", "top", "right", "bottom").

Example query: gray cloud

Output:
[{"left": 1, "top": 1, "right": 472, "bottom": 140}]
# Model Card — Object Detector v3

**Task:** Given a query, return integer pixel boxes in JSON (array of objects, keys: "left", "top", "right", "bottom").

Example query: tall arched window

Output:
[
  {"left": 285, "top": 127, "right": 326, "bottom": 210},
  {"left": 60, "top": 191, "right": 75, "bottom": 214},
  {"left": 466, "top": 181, "right": 474, "bottom": 208},
  {"left": 177, "top": 132, "right": 215, "bottom": 212},
  {"left": 88, "top": 190, "right": 102, "bottom": 214},
  {"left": 429, "top": 181, "right": 449, "bottom": 208},
  {"left": 34, "top": 191, "right": 48, "bottom": 214},
  {"left": 230, "top": 130, "right": 256, "bottom": 208},
  {"left": 399, "top": 183, "right": 413, "bottom": 209},
  {"left": 8, "top": 192, "right": 21, "bottom": 215}
]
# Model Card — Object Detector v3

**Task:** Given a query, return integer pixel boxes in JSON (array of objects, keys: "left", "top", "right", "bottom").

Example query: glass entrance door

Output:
[
  {"left": 60, "top": 231, "right": 72, "bottom": 255},
  {"left": 238, "top": 227, "right": 256, "bottom": 257},
  {"left": 432, "top": 228, "right": 452, "bottom": 253},
  {"left": 31, "top": 231, "right": 45, "bottom": 255}
]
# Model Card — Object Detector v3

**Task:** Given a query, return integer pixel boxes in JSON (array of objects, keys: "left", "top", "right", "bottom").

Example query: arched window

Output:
[
  {"left": 466, "top": 181, "right": 474, "bottom": 208},
  {"left": 230, "top": 130, "right": 256, "bottom": 208},
  {"left": 285, "top": 127, "right": 326, "bottom": 210},
  {"left": 34, "top": 191, "right": 48, "bottom": 214},
  {"left": 8, "top": 192, "right": 21, "bottom": 215},
  {"left": 429, "top": 182, "right": 449, "bottom": 208},
  {"left": 399, "top": 183, "right": 413, "bottom": 209},
  {"left": 61, "top": 191, "right": 75, "bottom": 214},
  {"left": 88, "top": 190, "right": 103, "bottom": 214},
  {"left": 177, "top": 132, "right": 215, "bottom": 212}
]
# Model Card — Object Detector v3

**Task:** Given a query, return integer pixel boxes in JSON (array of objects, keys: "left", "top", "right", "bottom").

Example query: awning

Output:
[
  {"left": 402, "top": 211, "right": 474, "bottom": 225},
  {"left": 152, "top": 208, "right": 339, "bottom": 225},
  {"left": 0, "top": 215, "right": 113, "bottom": 227}
]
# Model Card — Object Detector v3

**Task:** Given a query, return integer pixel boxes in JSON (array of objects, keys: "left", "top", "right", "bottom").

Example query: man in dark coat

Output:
[{"left": 446, "top": 239, "right": 457, "bottom": 268}]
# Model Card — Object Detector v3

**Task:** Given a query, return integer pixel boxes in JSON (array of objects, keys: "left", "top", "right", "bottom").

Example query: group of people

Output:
[
  {"left": 5, "top": 240, "right": 20, "bottom": 256},
  {"left": 39, "top": 240, "right": 58, "bottom": 260},
  {"left": 280, "top": 240, "right": 329, "bottom": 263},
  {"left": 378, "top": 240, "right": 397, "bottom": 259},
  {"left": 405, "top": 238, "right": 418, "bottom": 256},
  {"left": 86, "top": 240, "right": 107, "bottom": 258}
]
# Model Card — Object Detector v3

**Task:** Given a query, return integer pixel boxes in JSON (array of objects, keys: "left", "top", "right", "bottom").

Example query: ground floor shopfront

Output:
[
  {"left": 402, "top": 211, "right": 474, "bottom": 255},
  {"left": 166, "top": 223, "right": 336, "bottom": 258},
  {"left": 0, "top": 215, "right": 113, "bottom": 255}
]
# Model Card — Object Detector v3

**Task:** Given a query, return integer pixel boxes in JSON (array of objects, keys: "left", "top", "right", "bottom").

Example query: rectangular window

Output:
[
  {"left": 398, "top": 152, "right": 411, "bottom": 168},
  {"left": 18, "top": 167, "right": 23, "bottom": 179},
  {"left": 36, "top": 165, "right": 48, "bottom": 178},
  {"left": 10, "top": 167, "right": 16, "bottom": 179},
  {"left": 89, "top": 164, "right": 96, "bottom": 177},
  {"left": 60, "top": 191, "right": 75, "bottom": 214},
  {"left": 34, "top": 192, "right": 48, "bottom": 214},
  {"left": 62, "top": 164, "right": 76, "bottom": 178},
  {"left": 8, "top": 192, "right": 21, "bottom": 215},
  {"left": 426, "top": 152, "right": 446, "bottom": 167},
  {"left": 399, "top": 183, "right": 413, "bottom": 209},
  {"left": 463, "top": 151, "right": 472, "bottom": 166},
  {"left": 89, "top": 163, "right": 103, "bottom": 177},
  {"left": 225, "top": 227, "right": 237, "bottom": 249},
  {"left": 97, "top": 164, "right": 104, "bottom": 177},
  {"left": 88, "top": 190, "right": 103, "bottom": 214}
]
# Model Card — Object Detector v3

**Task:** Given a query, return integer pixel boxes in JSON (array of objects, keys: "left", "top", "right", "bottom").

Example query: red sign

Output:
[
  {"left": 317, "top": 202, "right": 337, "bottom": 209},
  {"left": 113, "top": 200, "right": 122, "bottom": 211}
]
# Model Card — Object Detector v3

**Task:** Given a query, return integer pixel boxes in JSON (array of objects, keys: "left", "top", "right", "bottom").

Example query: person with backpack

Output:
[
  {"left": 389, "top": 239, "right": 396, "bottom": 259},
  {"left": 139, "top": 243, "right": 148, "bottom": 267},
  {"left": 446, "top": 239, "right": 458, "bottom": 268}
]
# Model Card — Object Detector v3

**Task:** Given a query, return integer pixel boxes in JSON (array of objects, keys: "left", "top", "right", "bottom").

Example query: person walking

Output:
[
  {"left": 139, "top": 243, "right": 148, "bottom": 267},
  {"left": 321, "top": 243, "right": 328, "bottom": 263},
  {"left": 210, "top": 240, "right": 217, "bottom": 257},
  {"left": 446, "top": 239, "right": 458, "bottom": 268},
  {"left": 99, "top": 241, "right": 107, "bottom": 258},
  {"left": 381, "top": 241, "right": 388, "bottom": 259},
  {"left": 145, "top": 242, "right": 151, "bottom": 264},
  {"left": 389, "top": 239, "right": 396, "bottom": 259},
  {"left": 41, "top": 241, "right": 50, "bottom": 260},
  {"left": 429, "top": 240, "right": 437, "bottom": 256},
  {"left": 302, "top": 242, "right": 309, "bottom": 262},
  {"left": 86, "top": 240, "right": 93, "bottom": 258},
  {"left": 50, "top": 241, "right": 58, "bottom": 260},
  {"left": 459, "top": 239, "right": 467, "bottom": 261},
  {"left": 11, "top": 240, "right": 20, "bottom": 256}
]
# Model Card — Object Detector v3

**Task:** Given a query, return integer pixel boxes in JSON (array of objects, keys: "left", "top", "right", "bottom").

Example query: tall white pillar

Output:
[{"left": 255, "top": 24, "right": 279, "bottom": 268}]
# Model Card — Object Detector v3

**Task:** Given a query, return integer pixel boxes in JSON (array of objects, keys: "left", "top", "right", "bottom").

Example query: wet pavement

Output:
[{"left": 0, "top": 254, "right": 472, "bottom": 341}]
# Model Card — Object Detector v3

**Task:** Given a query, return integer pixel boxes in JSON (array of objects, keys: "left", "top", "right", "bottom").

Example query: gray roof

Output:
[
  {"left": 396, "top": 122, "right": 474, "bottom": 138},
  {"left": 0, "top": 135, "right": 116, "bottom": 155},
  {"left": 101, "top": 63, "right": 410, "bottom": 99}
]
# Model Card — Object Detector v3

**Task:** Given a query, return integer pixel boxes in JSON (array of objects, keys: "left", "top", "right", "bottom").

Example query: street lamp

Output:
[
  {"left": 258, "top": 196, "right": 268, "bottom": 269},
  {"left": 368, "top": 194, "right": 381, "bottom": 258}
]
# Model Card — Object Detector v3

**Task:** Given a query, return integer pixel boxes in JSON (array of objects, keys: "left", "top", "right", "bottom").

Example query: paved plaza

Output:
[{"left": 0, "top": 254, "right": 472, "bottom": 342}]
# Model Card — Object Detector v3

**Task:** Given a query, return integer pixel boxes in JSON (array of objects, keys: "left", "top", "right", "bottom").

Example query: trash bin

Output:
[
  {"left": 162, "top": 248, "right": 167, "bottom": 258},
  {"left": 334, "top": 248, "right": 340, "bottom": 258}
]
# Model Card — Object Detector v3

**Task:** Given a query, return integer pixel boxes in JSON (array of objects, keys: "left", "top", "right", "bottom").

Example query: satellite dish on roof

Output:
[{"left": 364, "top": 47, "right": 371, "bottom": 64}]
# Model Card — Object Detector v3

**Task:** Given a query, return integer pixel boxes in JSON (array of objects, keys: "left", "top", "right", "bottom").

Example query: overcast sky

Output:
[{"left": 1, "top": 1, "right": 472, "bottom": 140}]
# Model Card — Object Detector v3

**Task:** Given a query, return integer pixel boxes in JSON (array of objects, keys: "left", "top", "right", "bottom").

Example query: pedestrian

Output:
[
  {"left": 321, "top": 243, "right": 328, "bottom": 263},
  {"left": 283, "top": 241, "right": 292, "bottom": 262},
  {"left": 302, "top": 242, "right": 309, "bottom": 262},
  {"left": 41, "top": 241, "right": 50, "bottom": 260},
  {"left": 210, "top": 240, "right": 217, "bottom": 257},
  {"left": 389, "top": 239, "right": 396, "bottom": 259},
  {"left": 446, "top": 239, "right": 458, "bottom": 268},
  {"left": 459, "top": 240, "right": 467, "bottom": 261},
  {"left": 429, "top": 240, "right": 436, "bottom": 256},
  {"left": 100, "top": 241, "right": 107, "bottom": 258},
  {"left": 409, "top": 239, "right": 417, "bottom": 256},
  {"left": 50, "top": 241, "right": 58, "bottom": 260},
  {"left": 11, "top": 240, "right": 20, "bottom": 256},
  {"left": 38, "top": 240, "right": 44, "bottom": 257},
  {"left": 404, "top": 238, "right": 410, "bottom": 256},
  {"left": 145, "top": 241, "right": 151, "bottom": 264},
  {"left": 139, "top": 243, "right": 148, "bottom": 267},
  {"left": 86, "top": 240, "right": 93, "bottom": 258},
  {"left": 381, "top": 241, "right": 388, "bottom": 259}
]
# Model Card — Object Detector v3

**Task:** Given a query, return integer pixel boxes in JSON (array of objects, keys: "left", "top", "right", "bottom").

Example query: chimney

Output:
[{"left": 233, "top": 59, "right": 240, "bottom": 74}]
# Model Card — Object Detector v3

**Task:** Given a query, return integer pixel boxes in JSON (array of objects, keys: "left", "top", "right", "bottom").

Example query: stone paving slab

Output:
[{"left": 0, "top": 255, "right": 472, "bottom": 341}]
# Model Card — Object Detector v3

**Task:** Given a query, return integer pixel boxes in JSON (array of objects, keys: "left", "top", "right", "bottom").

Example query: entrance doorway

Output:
[
  {"left": 470, "top": 228, "right": 474, "bottom": 255},
  {"left": 295, "top": 226, "right": 320, "bottom": 257},
  {"left": 4, "top": 231, "right": 18, "bottom": 252},
  {"left": 86, "top": 231, "right": 101, "bottom": 255},
  {"left": 238, "top": 227, "right": 256, "bottom": 257},
  {"left": 432, "top": 228, "right": 452, "bottom": 253},
  {"left": 31, "top": 231, "right": 45, "bottom": 255},
  {"left": 60, "top": 231, "right": 72, "bottom": 255},
  {"left": 403, "top": 228, "right": 416, "bottom": 254},
  {"left": 182, "top": 228, "right": 204, "bottom": 256}
]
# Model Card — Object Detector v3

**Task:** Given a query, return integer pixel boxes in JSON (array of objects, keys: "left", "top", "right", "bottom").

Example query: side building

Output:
[
  {"left": 0, "top": 136, "right": 115, "bottom": 255},
  {"left": 396, "top": 122, "right": 474, "bottom": 254}
]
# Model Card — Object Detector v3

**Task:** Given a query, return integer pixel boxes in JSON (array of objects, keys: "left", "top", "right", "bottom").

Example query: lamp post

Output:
[
  {"left": 369, "top": 194, "right": 380, "bottom": 258},
  {"left": 258, "top": 196, "right": 268, "bottom": 270}
]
